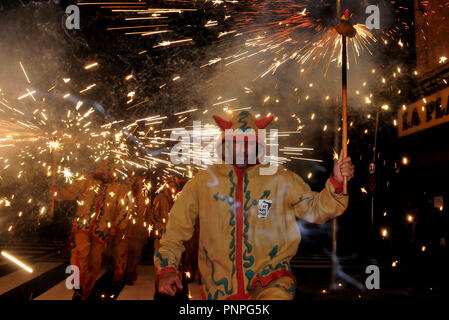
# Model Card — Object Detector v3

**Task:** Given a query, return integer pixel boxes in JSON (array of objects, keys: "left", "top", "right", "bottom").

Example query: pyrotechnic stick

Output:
[
  {"left": 342, "top": 35, "right": 348, "bottom": 194},
  {"left": 331, "top": 5, "right": 357, "bottom": 289},
  {"left": 334, "top": 9, "right": 356, "bottom": 194}
]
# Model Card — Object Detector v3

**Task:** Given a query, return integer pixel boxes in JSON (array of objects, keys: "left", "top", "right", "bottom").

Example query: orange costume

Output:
[
  {"left": 151, "top": 182, "right": 176, "bottom": 255},
  {"left": 55, "top": 160, "right": 132, "bottom": 299},
  {"left": 155, "top": 112, "right": 349, "bottom": 300}
]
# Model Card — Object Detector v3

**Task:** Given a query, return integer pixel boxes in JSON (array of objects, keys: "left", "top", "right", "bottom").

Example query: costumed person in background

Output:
[
  {"left": 155, "top": 111, "right": 354, "bottom": 300},
  {"left": 152, "top": 178, "right": 179, "bottom": 252},
  {"left": 53, "top": 159, "right": 131, "bottom": 300},
  {"left": 151, "top": 178, "right": 187, "bottom": 299},
  {"left": 122, "top": 174, "right": 152, "bottom": 285}
]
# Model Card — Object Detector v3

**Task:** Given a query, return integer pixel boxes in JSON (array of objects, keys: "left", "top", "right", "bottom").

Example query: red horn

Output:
[
  {"left": 213, "top": 115, "right": 233, "bottom": 130},
  {"left": 255, "top": 115, "right": 275, "bottom": 129}
]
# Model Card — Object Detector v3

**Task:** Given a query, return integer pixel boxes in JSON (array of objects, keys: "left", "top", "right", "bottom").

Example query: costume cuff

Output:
[
  {"left": 157, "top": 266, "right": 177, "bottom": 276},
  {"left": 330, "top": 174, "right": 343, "bottom": 194}
]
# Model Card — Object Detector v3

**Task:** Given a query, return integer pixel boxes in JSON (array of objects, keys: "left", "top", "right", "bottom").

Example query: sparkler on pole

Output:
[
  {"left": 330, "top": 7, "right": 357, "bottom": 291},
  {"left": 335, "top": 9, "right": 356, "bottom": 194}
]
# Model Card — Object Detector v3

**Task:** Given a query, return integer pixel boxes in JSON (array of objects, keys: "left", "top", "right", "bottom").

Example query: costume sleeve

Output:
[
  {"left": 54, "top": 179, "right": 88, "bottom": 201},
  {"left": 286, "top": 171, "right": 348, "bottom": 224},
  {"left": 154, "top": 175, "right": 200, "bottom": 274},
  {"left": 115, "top": 185, "right": 132, "bottom": 232}
]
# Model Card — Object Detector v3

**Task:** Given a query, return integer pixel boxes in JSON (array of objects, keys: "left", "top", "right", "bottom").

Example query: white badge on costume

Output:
[{"left": 258, "top": 199, "right": 272, "bottom": 219}]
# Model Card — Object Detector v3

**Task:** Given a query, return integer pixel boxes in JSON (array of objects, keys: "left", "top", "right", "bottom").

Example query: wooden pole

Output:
[
  {"left": 331, "top": 0, "right": 343, "bottom": 293},
  {"left": 331, "top": 102, "right": 341, "bottom": 290},
  {"left": 341, "top": 35, "right": 348, "bottom": 194}
]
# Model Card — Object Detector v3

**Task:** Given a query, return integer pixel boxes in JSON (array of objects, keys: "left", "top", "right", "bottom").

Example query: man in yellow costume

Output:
[
  {"left": 155, "top": 111, "right": 354, "bottom": 300},
  {"left": 54, "top": 159, "right": 131, "bottom": 300}
]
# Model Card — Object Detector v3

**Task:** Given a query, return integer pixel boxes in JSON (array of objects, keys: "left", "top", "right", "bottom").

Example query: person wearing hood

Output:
[
  {"left": 53, "top": 159, "right": 132, "bottom": 300},
  {"left": 155, "top": 111, "right": 354, "bottom": 300}
]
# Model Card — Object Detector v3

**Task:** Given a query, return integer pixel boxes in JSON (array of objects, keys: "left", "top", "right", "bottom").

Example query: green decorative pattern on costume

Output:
[
  {"left": 243, "top": 173, "right": 257, "bottom": 211},
  {"left": 256, "top": 261, "right": 291, "bottom": 278},
  {"left": 204, "top": 248, "right": 233, "bottom": 300},
  {"left": 92, "top": 185, "right": 110, "bottom": 241},
  {"left": 229, "top": 228, "right": 236, "bottom": 275},
  {"left": 244, "top": 188, "right": 271, "bottom": 212},
  {"left": 242, "top": 173, "right": 255, "bottom": 292},
  {"left": 244, "top": 191, "right": 258, "bottom": 211},
  {"left": 155, "top": 250, "right": 168, "bottom": 268},
  {"left": 243, "top": 213, "right": 253, "bottom": 255},
  {"left": 238, "top": 111, "right": 250, "bottom": 132},
  {"left": 213, "top": 193, "right": 234, "bottom": 206},
  {"left": 260, "top": 190, "right": 271, "bottom": 199},
  {"left": 243, "top": 247, "right": 254, "bottom": 268},
  {"left": 269, "top": 245, "right": 278, "bottom": 260},
  {"left": 115, "top": 192, "right": 130, "bottom": 226},
  {"left": 212, "top": 170, "right": 237, "bottom": 275},
  {"left": 243, "top": 212, "right": 254, "bottom": 290},
  {"left": 245, "top": 270, "right": 255, "bottom": 291},
  {"left": 273, "top": 281, "right": 296, "bottom": 299},
  {"left": 228, "top": 170, "right": 235, "bottom": 197}
]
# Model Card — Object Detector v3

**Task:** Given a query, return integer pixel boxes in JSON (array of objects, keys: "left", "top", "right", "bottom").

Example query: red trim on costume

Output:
[
  {"left": 200, "top": 285, "right": 207, "bottom": 300},
  {"left": 250, "top": 269, "right": 296, "bottom": 290},
  {"left": 330, "top": 174, "right": 343, "bottom": 194},
  {"left": 71, "top": 225, "right": 113, "bottom": 247},
  {"left": 224, "top": 269, "right": 296, "bottom": 300},
  {"left": 156, "top": 266, "right": 177, "bottom": 276},
  {"left": 234, "top": 167, "right": 245, "bottom": 297}
]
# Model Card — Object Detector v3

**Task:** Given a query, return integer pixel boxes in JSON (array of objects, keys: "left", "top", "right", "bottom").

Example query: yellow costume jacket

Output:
[
  {"left": 155, "top": 163, "right": 348, "bottom": 300},
  {"left": 155, "top": 111, "right": 349, "bottom": 300}
]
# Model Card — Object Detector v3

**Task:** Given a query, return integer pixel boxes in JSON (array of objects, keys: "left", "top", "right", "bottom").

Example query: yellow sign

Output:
[{"left": 398, "top": 87, "right": 449, "bottom": 137}]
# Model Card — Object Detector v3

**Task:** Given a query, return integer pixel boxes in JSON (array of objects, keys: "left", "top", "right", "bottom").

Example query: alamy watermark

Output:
[
  {"left": 64, "top": 4, "right": 380, "bottom": 32},
  {"left": 365, "top": 5, "right": 380, "bottom": 30},
  {"left": 65, "top": 265, "right": 80, "bottom": 289},
  {"left": 65, "top": 5, "right": 80, "bottom": 30},
  {"left": 365, "top": 264, "right": 380, "bottom": 289}
]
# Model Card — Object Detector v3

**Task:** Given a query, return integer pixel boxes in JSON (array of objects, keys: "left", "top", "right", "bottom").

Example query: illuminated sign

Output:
[{"left": 398, "top": 87, "right": 449, "bottom": 137}]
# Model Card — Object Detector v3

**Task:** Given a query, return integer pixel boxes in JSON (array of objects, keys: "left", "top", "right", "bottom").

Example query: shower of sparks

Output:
[{"left": 0, "top": 0, "right": 422, "bottom": 238}]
